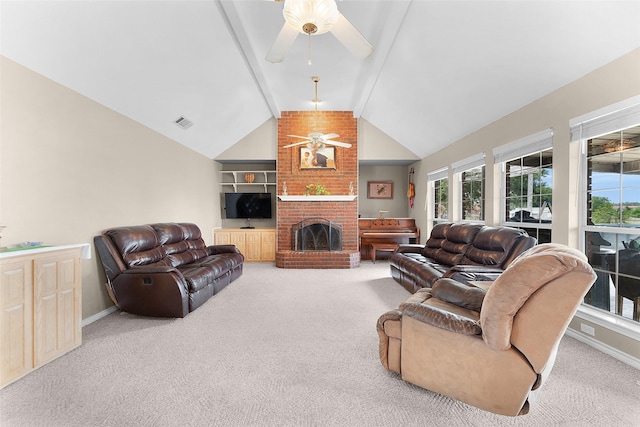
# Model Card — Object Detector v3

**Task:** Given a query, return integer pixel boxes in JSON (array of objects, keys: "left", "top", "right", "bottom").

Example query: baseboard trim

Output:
[
  {"left": 565, "top": 329, "right": 640, "bottom": 370},
  {"left": 81, "top": 306, "right": 119, "bottom": 328}
]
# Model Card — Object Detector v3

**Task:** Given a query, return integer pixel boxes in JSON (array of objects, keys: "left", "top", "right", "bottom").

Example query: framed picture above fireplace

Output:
[
  {"left": 300, "top": 146, "right": 336, "bottom": 170},
  {"left": 367, "top": 181, "right": 394, "bottom": 199}
]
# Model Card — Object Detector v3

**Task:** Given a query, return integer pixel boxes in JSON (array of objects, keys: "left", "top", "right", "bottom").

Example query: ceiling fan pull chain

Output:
[{"left": 307, "top": 32, "right": 312, "bottom": 65}]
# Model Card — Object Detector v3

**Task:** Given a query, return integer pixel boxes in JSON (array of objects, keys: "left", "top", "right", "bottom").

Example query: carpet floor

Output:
[{"left": 1, "top": 261, "right": 639, "bottom": 426}]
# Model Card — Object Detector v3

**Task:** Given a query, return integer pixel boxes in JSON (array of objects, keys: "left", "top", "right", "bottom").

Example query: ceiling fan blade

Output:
[
  {"left": 330, "top": 13, "right": 374, "bottom": 60},
  {"left": 325, "top": 140, "right": 352, "bottom": 148},
  {"left": 266, "top": 23, "right": 299, "bottom": 63},
  {"left": 287, "top": 135, "right": 312, "bottom": 139},
  {"left": 282, "top": 141, "right": 310, "bottom": 148},
  {"left": 321, "top": 133, "right": 340, "bottom": 140}
]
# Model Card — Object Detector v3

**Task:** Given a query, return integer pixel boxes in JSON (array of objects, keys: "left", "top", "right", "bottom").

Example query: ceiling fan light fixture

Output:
[{"left": 283, "top": 0, "right": 339, "bottom": 35}]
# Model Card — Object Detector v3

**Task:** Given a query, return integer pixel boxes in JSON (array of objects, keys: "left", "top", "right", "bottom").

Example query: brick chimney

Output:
[{"left": 276, "top": 111, "right": 360, "bottom": 268}]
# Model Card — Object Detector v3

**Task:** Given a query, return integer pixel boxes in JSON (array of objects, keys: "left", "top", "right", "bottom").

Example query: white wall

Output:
[
  {"left": 215, "top": 119, "right": 277, "bottom": 162},
  {"left": 358, "top": 165, "right": 411, "bottom": 219},
  {"left": 413, "top": 48, "right": 640, "bottom": 246},
  {"left": 1, "top": 56, "right": 220, "bottom": 319},
  {"left": 358, "top": 119, "right": 420, "bottom": 162}
]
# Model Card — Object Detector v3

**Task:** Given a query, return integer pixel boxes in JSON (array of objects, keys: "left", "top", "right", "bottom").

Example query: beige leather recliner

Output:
[{"left": 377, "top": 244, "right": 597, "bottom": 416}]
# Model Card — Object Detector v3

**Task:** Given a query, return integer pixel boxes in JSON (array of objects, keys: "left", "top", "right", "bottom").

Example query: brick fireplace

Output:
[{"left": 276, "top": 111, "right": 360, "bottom": 268}]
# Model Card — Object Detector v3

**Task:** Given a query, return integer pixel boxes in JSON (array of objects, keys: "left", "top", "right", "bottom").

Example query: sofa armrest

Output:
[
  {"left": 376, "top": 309, "right": 402, "bottom": 372},
  {"left": 448, "top": 265, "right": 505, "bottom": 273},
  {"left": 394, "top": 244, "right": 424, "bottom": 254},
  {"left": 113, "top": 267, "right": 189, "bottom": 317},
  {"left": 443, "top": 264, "right": 505, "bottom": 283},
  {"left": 122, "top": 265, "right": 180, "bottom": 274},
  {"left": 208, "top": 244, "right": 241, "bottom": 255}
]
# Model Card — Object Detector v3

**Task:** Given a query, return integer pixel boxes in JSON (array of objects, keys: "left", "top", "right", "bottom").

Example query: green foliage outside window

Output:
[
  {"left": 591, "top": 196, "right": 640, "bottom": 224},
  {"left": 434, "top": 179, "right": 448, "bottom": 219}
]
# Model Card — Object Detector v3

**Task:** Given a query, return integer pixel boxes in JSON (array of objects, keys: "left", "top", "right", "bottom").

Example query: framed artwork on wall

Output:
[
  {"left": 300, "top": 146, "right": 336, "bottom": 170},
  {"left": 367, "top": 181, "right": 394, "bottom": 199}
]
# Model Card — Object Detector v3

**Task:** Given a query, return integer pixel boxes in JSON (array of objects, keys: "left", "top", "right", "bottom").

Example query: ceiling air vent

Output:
[{"left": 174, "top": 116, "right": 194, "bottom": 130}]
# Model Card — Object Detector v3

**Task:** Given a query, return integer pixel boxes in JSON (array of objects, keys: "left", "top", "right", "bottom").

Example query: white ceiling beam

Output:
[
  {"left": 352, "top": 0, "right": 412, "bottom": 118},
  {"left": 218, "top": 0, "right": 281, "bottom": 119}
]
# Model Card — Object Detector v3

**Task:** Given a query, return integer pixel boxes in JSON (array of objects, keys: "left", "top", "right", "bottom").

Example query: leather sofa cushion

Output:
[
  {"left": 411, "top": 263, "right": 447, "bottom": 288},
  {"left": 446, "top": 223, "right": 483, "bottom": 244},
  {"left": 194, "top": 257, "right": 232, "bottom": 278},
  {"left": 105, "top": 226, "right": 163, "bottom": 268},
  {"left": 186, "top": 242, "right": 209, "bottom": 261},
  {"left": 429, "top": 223, "right": 483, "bottom": 266},
  {"left": 461, "top": 226, "right": 526, "bottom": 267},
  {"left": 150, "top": 223, "right": 185, "bottom": 245},
  {"left": 421, "top": 223, "right": 452, "bottom": 259},
  {"left": 123, "top": 246, "right": 165, "bottom": 267},
  {"left": 168, "top": 251, "right": 197, "bottom": 267},
  {"left": 432, "top": 278, "right": 486, "bottom": 312},
  {"left": 180, "top": 222, "right": 202, "bottom": 240},
  {"left": 180, "top": 266, "right": 216, "bottom": 292},
  {"left": 106, "top": 225, "right": 158, "bottom": 255},
  {"left": 179, "top": 223, "right": 210, "bottom": 261},
  {"left": 162, "top": 240, "right": 190, "bottom": 255},
  {"left": 431, "top": 246, "right": 465, "bottom": 266}
]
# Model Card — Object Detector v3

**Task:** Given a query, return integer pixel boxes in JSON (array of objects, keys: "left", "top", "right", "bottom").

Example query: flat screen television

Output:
[{"left": 224, "top": 192, "right": 272, "bottom": 219}]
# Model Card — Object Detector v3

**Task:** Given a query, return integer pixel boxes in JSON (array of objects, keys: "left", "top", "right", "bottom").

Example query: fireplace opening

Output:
[{"left": 292, "top": 218, "right": 342, "bottom": 252}]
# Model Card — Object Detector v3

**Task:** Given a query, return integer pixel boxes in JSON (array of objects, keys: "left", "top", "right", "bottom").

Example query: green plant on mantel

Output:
[{"left": 305, "top": 182, "right": 331, "bottom": 196}]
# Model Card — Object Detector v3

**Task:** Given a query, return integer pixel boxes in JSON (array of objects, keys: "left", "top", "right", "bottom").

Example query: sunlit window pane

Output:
[
  {"left": 584, "top": 124, "right": 640, "bottom": 322},
  {"left": 461, "top": 166, "right": 484, "bottom": 221},
  {"left": 433, "top": 178, "right": 448, "bottom": 223}
]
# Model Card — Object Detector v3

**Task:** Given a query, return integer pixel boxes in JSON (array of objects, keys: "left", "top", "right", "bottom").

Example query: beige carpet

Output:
[{"left": 1, "top": 262, "right": 639, "bottom": 426}]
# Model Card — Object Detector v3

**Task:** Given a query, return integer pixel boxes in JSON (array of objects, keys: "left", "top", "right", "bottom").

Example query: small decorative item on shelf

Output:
[
  {"left": 18, "top": 241, "right": 43, "bottom": 248},
  {"left": 348, "top": 181, "right": 354, "bottom": 196},
  {"left": 304, "top": 182, "right": 331, "bottom": 196},
  {"left": 244, "top": 173, "right": 255, "bottom": 183},
  {"left": 305, "top": 183, "right": 314, "bottom": 196},
  {"left": 282, "top": 181, "right": 288, "bottom": 196}
]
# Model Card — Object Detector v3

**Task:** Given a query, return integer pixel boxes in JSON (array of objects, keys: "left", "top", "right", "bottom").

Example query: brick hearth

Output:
[{"left": 276, "top": 111, "right": 360, "bottom": 268}]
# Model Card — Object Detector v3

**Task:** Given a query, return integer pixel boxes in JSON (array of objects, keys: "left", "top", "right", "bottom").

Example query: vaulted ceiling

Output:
[{"left": 2, "top": 1, "right": 639, "bottom": 160}]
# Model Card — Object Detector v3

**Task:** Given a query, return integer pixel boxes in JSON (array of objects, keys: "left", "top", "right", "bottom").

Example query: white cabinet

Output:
[
  {"left": 220, "top": 170, "right": 277, "bottom": 193},
  {"left": 0, "top": 245, "right": 86, "bottom": 389}
]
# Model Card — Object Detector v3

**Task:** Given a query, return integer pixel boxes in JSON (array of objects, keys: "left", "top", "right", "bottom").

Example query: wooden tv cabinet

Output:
[{"left": 213, "top": 228, "right": 275, "bottom": 262}]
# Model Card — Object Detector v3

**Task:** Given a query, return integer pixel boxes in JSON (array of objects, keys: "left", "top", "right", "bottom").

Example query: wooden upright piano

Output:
[{"left": 359, "top": 218, "right": 420, "bottom": 262}]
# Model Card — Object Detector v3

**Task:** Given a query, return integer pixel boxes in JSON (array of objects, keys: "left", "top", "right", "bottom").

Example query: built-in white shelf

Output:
[
  {"left": 278, "top": 195, "right": 357, "bottom": 202},
  {"left": 220, "top": 170, "right": 277, "bottom": 193}
]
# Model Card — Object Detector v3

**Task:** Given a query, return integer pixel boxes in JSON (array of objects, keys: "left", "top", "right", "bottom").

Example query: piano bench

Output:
[{"left": 370, "top": 243, "right": 399, "bottom": 263}]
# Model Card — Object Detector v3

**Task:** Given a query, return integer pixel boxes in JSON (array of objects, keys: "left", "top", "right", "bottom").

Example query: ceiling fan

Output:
[
  {"left": 283, "top": 76, "right": 352, "bottom": 150},
  {"left": 283, "top": 132, "right": 351, "bottom": 150},
  {"left": 266, "top": 0, "right": 374, "bottom": 64}
]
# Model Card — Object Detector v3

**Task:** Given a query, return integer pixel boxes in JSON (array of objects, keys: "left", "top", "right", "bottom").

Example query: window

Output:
[
  {"left": 574, "top": 99, "right": 640, "bottom": 323},
  {"left": 428, "top": 167, "right": 448, "bottom": 226},
  {"left": 434, "top": 178, "right": 449, "bottom": 224},
  {"left": 461, "top": 167, "right": 485, "bottom": 221},
  {"left": 452, "top": 153, "right": 485, "bottom": 222},
  {"left": 494, "top": 129, "right": 553, "bottom": 243}
]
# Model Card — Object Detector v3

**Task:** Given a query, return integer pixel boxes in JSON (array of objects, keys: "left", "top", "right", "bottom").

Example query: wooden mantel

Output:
[{"left": 278, "top": 195, "right": 357, "bottom": 202}]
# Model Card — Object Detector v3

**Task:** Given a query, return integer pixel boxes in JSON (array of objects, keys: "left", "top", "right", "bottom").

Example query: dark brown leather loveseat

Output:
[
  {"left": 390, "top": 222, "right": 537, "bottom": 293},
  {"left": 94, "top": 222, "right": 244, "bottom": 318}
]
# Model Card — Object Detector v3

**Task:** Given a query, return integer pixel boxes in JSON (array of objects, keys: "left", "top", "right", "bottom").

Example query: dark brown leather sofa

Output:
[
  {"left": 390, "top": 222, "right": 537, "bottom": 293},
  {"left": 94, "top": 222, "right": 244, "bottom": 318}
]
